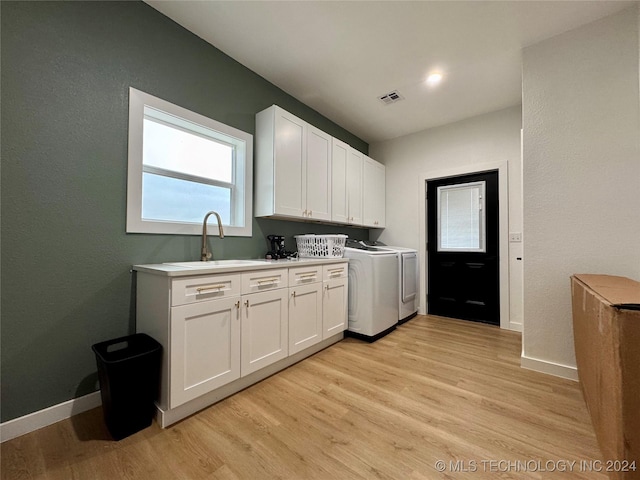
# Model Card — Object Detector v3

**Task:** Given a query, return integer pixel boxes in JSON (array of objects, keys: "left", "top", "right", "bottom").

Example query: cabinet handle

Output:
[
  {"left": 303, "top": 209, "right": 308, "bottom": 216},
  {"left": 309, "top": 210, "right": 312, "bottom": 216},
  {"left": 299, "top": 273, "right": 317, "bottom": 280},
  {"left": 257, "top": 277, "right": 280, "bottom": 285},
  {"left": 235, "top": 301, "right": 240, "bottom": 309},
  {"left": 244, "top": 300, "right": 250, "bottom": 308},
  {"left": 196, "top": 284, "right": 226, "bottom": 293},
  {"left": 328, "top": 267, "right": 343, "bottom": 273},
  {"left": 291, "top": 291, "right": 296, "bottom": 298}
]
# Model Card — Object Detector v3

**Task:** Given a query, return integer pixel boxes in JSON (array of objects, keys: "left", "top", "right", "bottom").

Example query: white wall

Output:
[
  {"left": 522, "top": 6, "right": 640, "bottom": 378},
  {"left": 369, "top": 105, "right": 523, "bottom": 329}
]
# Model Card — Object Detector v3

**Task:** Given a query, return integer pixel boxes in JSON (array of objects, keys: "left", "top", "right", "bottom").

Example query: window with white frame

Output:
[
  {"left": 127, "top": 88, "right": 253, "bottom": 236},
  {"left": 437, "top": 181, "right": 486, "bottom": 252}
]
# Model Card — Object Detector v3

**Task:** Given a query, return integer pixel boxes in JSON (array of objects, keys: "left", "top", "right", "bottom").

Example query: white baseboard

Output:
[
  {"left": 508, "top": 322, "right": 523, "bottom": 332},
  {"left": 0, "top": 391, "right": 102, "bottom": 443},
  {"left": 521, "top": 354, "right": 578, "bottom": 381}
]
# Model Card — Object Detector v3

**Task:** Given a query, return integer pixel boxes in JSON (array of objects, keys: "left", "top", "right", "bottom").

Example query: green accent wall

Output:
[{"left": 0, "top": 1, "right": 368, "bottom": 422}]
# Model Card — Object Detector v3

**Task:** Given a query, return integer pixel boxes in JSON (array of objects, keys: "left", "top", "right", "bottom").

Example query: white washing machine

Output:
[
  {"left": 362, "top": 241, "right": 419, "bottom": 323},
  {"left": 344, "top": 242, "right": 399, "bottom": 341}
]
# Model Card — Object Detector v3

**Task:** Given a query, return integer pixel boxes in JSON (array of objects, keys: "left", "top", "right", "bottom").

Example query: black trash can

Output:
[{"left": 92, "top": 333, "right": 162, "bottom": 440}]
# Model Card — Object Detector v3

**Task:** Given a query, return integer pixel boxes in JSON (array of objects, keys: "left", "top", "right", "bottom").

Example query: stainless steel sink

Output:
[{"left": 164, "top": 260, "right": 267, "bottom": 269}]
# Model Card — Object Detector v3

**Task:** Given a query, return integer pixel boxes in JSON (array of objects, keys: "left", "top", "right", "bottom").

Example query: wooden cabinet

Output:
[
  {"left": 170, "top": 297, "right": 240, "bottom": 408},
  {"left": 332, "top": 138, "right": 363, "bottom": 225},
  {"left": 322, "top": 264, "right": 348, "bottom": 338},
  {"left": 363, "top": 156, "right": 386, "bottom": 228},
  {"left": 255, "top": 105, "right": 331, "bottom": 221}
]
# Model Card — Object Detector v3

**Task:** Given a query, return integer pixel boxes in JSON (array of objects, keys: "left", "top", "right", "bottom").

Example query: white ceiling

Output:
[{"left": 146, "top": 1, "right": 636, "bottom": 144}]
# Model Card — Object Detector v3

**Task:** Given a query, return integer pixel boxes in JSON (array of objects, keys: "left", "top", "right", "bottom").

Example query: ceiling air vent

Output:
[{"left": 378, "top": 90, "right": 404, "bottom": 105}]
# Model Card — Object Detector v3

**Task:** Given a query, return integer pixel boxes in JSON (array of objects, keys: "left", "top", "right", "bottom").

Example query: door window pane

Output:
[{"left": 437, "top": 181, "right": 486, "bottom": 252}]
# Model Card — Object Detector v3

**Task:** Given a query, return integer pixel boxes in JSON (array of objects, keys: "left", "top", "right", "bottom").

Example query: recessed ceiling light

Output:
[{"left": 426, "top": 73, "right": 443, "bottom": 86}]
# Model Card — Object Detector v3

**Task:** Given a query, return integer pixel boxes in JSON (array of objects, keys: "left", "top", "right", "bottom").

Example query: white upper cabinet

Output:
[
  {"left": 331, "top": 138, "right": 349, "bottom": 224},
  {"left": 346, "top": 147, "right": 364, "bottom": 225},
  {"left": 332, "top": 138, "right": 364, "bottom": 225},
  {"left": 305, "top": 125, "right": 332, "bottom": 221},
  {"left": 363, "top": 156, "right": 386, "bottom": 228},
  {"left": 256, "top": 105, "right": 384, "bottom": 228},
  {"left": 255, "top": 106, "right": 331, "bottom": 221}
]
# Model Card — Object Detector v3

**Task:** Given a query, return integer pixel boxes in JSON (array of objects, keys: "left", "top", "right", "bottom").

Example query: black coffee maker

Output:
[{"left": 265, "top": 235, "right": 294, "bottom": 260}]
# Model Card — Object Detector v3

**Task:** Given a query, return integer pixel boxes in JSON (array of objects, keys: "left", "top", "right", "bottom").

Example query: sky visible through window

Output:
[
  {"left": 142, "top": 173, "right": 231, "bottom": 224},
  {"left": 143, "top": 118, "right": 233, "bottom": 182},
  {"left": 141, "top": 116, "right": 234, "bottom": 225}
]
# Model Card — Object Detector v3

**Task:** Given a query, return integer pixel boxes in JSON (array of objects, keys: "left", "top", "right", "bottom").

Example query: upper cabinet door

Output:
[
  {"left": 363, "top": 156, "right": 386, "bottom": 228},
  {"left": 331, "top": 138, "right": 349, "bottom": 224},
  {"left": 273, "top": 109, "right": 306, "bottom": 217},
  {"left": 256, "top": 105, "right": 384, "bottom": 229},
  {"left": 255, "top": 105, "right": 332, "bottom": 221},
  {"left": 306, "top": 126, "right": 332, "bottom": 221},
  {"left": 346, "top": 147, "right": 363, "bottom": 225}
]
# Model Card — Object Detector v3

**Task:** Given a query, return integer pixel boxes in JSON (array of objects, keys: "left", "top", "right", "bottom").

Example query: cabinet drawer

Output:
[
  {"left": 323, "top": 263, "right": 348, "bottom": 281},
  {"left": 241, "top": 268, "right": 288, "bottom": 294},
  {"left": 172, "top": 273, "right": 241, "bottom": 307},
  {"left": 289, "top": 265, "right": 322, "bottom": 286}
]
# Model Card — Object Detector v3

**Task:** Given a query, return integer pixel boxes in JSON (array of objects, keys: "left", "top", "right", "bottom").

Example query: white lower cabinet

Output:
[
  {"left": 289, "top": 282, "right": 323, "bottom": 354},
  {"left": 323, "top": 278, "right": 348, "bottom": 339},
  {"left": 240, "top": 288, "right": 289, "bottom": 376},
  {"left": 135, "top": 260, "right": 348, "bottom": 427},
  {"left": 322, "top": 264, "right": 348, "bottom": 339},
  {"left": 170, "top": 297, "right": 241, "bottom": 409}
]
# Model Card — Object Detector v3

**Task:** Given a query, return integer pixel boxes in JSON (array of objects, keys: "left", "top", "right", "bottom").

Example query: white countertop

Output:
[{"left": 133, "top": 257, "right": 348, "bottom": 277}]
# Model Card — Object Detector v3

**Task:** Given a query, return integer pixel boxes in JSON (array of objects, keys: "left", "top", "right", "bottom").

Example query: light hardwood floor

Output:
[{"left": 2, "top": 315, "right": 606, "bottom": 479}]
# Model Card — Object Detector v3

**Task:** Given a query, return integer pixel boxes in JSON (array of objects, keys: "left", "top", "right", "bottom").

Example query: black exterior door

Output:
[{"left": 427, "top": 170, "right": 499, "bottom": 325}]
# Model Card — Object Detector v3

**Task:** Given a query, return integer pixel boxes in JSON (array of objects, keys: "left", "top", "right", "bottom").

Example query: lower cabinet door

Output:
[
  {"left": 241, "top": 289, "right": 289, "bottom": 376},
  {"left": 289, "top": 283, "right": 323, "bottom": 355},
  {"left": 323, "top": 278, "right": 348, "bottom": 339},
  {"left": 170, "top": 297, "right": 241, "bottom": 408}
]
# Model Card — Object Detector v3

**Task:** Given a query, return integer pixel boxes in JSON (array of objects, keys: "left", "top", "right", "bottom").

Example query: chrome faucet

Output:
[{"left": 201, "top": 211, "right": 225, "bottom": 261}]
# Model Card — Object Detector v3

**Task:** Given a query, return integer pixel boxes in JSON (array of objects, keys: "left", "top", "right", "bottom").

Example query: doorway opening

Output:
[{"left": 427, "top": 170, "right": 499, "bottom": 326}]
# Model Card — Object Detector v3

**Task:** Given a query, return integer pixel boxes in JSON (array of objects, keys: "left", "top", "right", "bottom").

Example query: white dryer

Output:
[
  {"left": 362, "top": 241, "right": 419, "bottom": 323},
  {"left": 344, "top": 242, "right": 399, "bottom": 341}
]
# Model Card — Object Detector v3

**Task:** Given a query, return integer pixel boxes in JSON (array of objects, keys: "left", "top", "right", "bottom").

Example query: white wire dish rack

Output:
[{"left": 294, "top": 234, "right": 347, "bottom": 258}]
